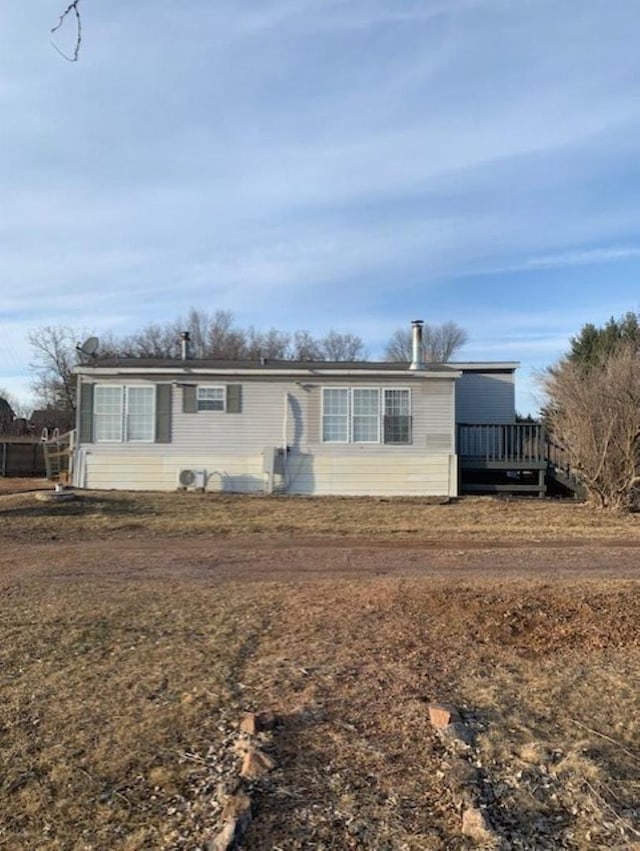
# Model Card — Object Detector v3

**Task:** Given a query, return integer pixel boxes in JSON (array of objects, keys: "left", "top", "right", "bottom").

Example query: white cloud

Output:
[
  {"left": 2, "top": 0, "right": 640, "bottom": 404},
  {"left": 520, "top": 247, "right": 640, "bottom": 270}
]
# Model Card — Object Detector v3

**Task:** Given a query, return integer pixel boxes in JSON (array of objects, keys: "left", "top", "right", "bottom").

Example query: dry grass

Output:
[
  {"left": 1, "top": 489, "right": 640, "bottom": 543},
  {"left": 2, "top": 566, "right": 640, "bottom": 848},
  {"left": 1, "top": 490, "right": 640, "bottom": 848},
  {"left": 242, "top": 580, "right": 640, "bottom": 850},
  {"left": 0, "top": 577, "right": 283, "bottom": 849}
]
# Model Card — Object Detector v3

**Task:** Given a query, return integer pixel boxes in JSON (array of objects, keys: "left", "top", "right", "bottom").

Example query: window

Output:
[
  {"left": 384, "top": 389, "right": 411, "bottom": 444},
  {"left": 352, "top": 388, "right": 380, "bottom": 442},
  {"left": 126, "top": 386, "right": 155, "bottom": 441},
  {"left": 322, "top": 388, "right": 349, "bottom": 442},
  {"left": 197, "top": 386, "right": 225, "bottom": 411},
  {"left": 94, "top": 385, "right": 155, "bottom": 442},
  {"left": 321, "top": 387, "right": 411, "bottom": 444},
  {"left": 94, "top": 386, "right": 123, "bottom": 442}
]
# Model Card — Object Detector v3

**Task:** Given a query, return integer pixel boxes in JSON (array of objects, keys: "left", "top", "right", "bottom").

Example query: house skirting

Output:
[{"left": 73, "top": 449, "right": 458, "bottom": 498}]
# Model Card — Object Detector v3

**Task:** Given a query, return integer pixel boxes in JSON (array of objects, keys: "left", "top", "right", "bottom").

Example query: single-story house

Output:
[{"left": 71, "top": 323, "right": 518, "bottom": 497}]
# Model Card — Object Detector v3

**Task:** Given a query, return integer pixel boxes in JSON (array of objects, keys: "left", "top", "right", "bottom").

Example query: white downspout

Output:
[{"left": 281, "top": 392, "right": 289, "bottom": 490}]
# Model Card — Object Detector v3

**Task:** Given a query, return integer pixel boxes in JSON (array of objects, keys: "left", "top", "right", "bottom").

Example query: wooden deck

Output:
[{"left": 458, "top": 424, "right": 582, "bottom": 497}]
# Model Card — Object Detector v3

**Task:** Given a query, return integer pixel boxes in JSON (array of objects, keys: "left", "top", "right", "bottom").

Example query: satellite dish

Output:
[{"left": 76, "top": 336, "right": 100, "bottom": 358}]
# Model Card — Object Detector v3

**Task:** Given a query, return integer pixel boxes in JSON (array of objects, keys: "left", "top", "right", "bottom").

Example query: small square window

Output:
[{"left": 197, "top": 387, "right": 225, "bottom": 411}]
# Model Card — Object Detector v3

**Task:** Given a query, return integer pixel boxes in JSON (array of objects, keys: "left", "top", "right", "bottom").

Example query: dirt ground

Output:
[{"left": 1, "top": 487, "right": 640, "bottom": 849}]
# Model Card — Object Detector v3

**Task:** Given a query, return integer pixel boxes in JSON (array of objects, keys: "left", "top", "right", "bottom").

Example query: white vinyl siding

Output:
[
  {"left": 76, "top": 375, "right": 458, "bottom": 496},
  {"left": 77, "top": 451, "right": 457, "bottom": 497},
  {"left": 197, "top": 386, "right": 225, "bottom": 411},
  {"left": 94, "top": 385, "right": 154, "bottom": 443}
]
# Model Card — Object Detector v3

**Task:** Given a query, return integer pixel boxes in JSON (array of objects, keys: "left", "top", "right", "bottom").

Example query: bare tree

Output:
[
  {"left": 28, "top": 326, "right": 81, "bottom": 410},
  {"left": 245, "top": 327, "right": 291, "bottom": 360},
  {"left": 206, "top": 310, "right": 249, "bottom": 359},
  {"left": 51, "top": 1, "right": 82, "bottom": 62},
  {"left": 320, "top": 330, "right": 366, "bottom": 361},
  {"left": 429, "top": 321, "right": 468, "bottom": 361},
  {"left": 290, "top": 331, "right": 324, "bottom": 360},
  {"left": 27, "top": 311, "right": 374, "bottom": 409},
  {"left": 384, "top": 328, "right": 413, "bottom": 361},
  {"left": 119, "top": 322, "right": 179, "bottom": 358},
  {"left": 541, "top": 344, "right": 640, "bottom": 511},
  {"left": 384, "top": 321, "right": 468, "bottom": 362},
  {"left": 183, "top": 307, "right": 210, "bottom": 358}
]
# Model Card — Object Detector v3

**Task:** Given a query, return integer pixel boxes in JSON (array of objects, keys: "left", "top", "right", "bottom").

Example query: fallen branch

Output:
[
  {"left": 583, "top": 779, "right": 640, "bottom": 838},
  {"left": 569, "top": 718, "right": 640, "bottom": 766}
]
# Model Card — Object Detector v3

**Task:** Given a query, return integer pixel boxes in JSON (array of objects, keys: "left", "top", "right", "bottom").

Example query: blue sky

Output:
[{"left": 2, "top": 0, "right": 640, "bottom": 414}]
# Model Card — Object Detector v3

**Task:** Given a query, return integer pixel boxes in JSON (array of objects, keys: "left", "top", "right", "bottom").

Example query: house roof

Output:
[
  {"left": 0, "top": 397, "right": 14, "bottom": 419},
  {"left": 75, "top": 357, "right": 519, "bottom": 376},
  {"left": 30, "top": 409, "right": 75, "bottom": 429}
]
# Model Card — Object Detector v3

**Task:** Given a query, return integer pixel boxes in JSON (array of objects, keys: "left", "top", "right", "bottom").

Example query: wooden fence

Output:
[{"left": 0, "top": 438, "right": 46, "bottom": 476}]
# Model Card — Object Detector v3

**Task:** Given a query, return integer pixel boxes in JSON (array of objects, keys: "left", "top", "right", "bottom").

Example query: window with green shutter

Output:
[
  {"left": 87, "top": 384, "right": 172, "bottom": 443},
  {"left": 184, "top": 384, "right": 243, "bottom": 414}
]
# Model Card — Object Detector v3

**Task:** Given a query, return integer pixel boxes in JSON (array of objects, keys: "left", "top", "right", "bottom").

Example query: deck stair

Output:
[
  {"left": 42, "top": 429, "right": 75, "bottom": 483},
  {"left": 458, "top": 424, "right": 583, "bottom": 498}
]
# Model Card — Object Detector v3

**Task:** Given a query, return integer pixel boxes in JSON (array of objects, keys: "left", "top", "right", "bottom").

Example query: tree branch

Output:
[{"left": 51, "top": 1, "right": 82, "bottom": 62}]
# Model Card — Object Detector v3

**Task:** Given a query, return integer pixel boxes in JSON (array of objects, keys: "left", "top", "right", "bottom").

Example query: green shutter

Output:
[
  {"left": 226, "top": 384, "right": 242, "bottom": 414},
  {"left": 79, "top": 382, "right": 94, "bottom": 443},
  {"left": 182, "top": 385, "right": 197, "bottom": 413},
  {"left": 155, "top": 384, "right": 172, "bottom": 443}
]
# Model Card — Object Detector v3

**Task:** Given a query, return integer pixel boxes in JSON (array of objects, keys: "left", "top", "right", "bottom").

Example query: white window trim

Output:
[
  {"left": 94, "top": 384, "right": 155, "bottom": 444},
  {"left": 94, "top": 385, "right": 124, "bottom": 443},
  {"left": 351, "top": 387, "right": 381, "bottom": 444},
  {"left": 321, "top": 386, "right": 412, "bottom": 445},
  {"left": 383, "top": 387, "right": 412, "bottom": 416},
  {"left": 196, "top": 385, "right": 226, "bottom": 412},
  {"left": 125, "top": 386, "right": 156, "bottom": 443},
  {"left": 321, "top": 387, "right": 350, "bottom": 444},
  {"left": 383, "top": 387, "right": 412, "bottom": 445}
]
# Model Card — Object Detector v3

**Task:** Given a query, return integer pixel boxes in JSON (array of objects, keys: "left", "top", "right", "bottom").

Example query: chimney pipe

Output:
[
  {"left": 180, "top": 331, "right": 191, "bottom": 361},
  {"left": 409, "top": 320, "right": 425, "bottom": 370}
]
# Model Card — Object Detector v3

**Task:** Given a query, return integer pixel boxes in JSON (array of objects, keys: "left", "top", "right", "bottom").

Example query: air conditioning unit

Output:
[{"left": 177, "top": 468, "right": 206, "bottom": 490}]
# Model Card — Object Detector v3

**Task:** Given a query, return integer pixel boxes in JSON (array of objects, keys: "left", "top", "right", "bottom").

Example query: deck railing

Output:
[
  {"left": 457, "top": 423, "right": 582, "bottom": 494},
  {"left": 457, "top": 423, "right": 546, "bottom": 464},
  {"left": 42, "top": 429, "right": 75, "bottom": 482}
]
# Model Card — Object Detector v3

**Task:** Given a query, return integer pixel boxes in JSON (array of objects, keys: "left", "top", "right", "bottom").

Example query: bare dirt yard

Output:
[{"left": 1, "top": 485, "right": 640, "bottom": 850}]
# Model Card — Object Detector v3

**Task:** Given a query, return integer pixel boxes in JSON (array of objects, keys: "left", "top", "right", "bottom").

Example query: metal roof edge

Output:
[
  {"left": 75, "top": 365, "right": 461, "bottom": 379},
  {"left": 450, "top": 361, "right": 520, "bottom": 371}
]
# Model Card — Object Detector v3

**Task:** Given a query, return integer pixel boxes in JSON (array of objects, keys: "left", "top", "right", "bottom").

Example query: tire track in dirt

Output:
[{"left": 2, "top": 536, "right": 640, "bottom": 586}]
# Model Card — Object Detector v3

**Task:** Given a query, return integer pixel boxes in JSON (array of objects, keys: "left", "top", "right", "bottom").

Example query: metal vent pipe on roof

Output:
[
  {"left": 409, "top": 320, "right": 426, "bottom": 370},
  {"left": 180, "top": 331, "right": 191, "bottom": 360}
]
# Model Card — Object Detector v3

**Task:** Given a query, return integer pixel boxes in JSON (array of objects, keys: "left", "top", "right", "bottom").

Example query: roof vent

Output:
[
  {"left": 409, "top": 320, "right": 426, "bottom": 370},
  {"left": 180, "top": 331, "right": 191, "bottom": 361}
]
